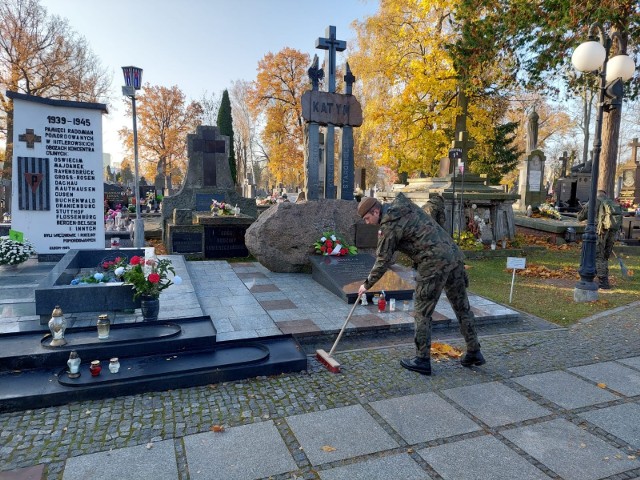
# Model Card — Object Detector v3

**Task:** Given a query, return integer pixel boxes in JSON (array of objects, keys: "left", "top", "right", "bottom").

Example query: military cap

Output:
[{"left": 357, "top": 197, "right": 378, "bottom": 217}]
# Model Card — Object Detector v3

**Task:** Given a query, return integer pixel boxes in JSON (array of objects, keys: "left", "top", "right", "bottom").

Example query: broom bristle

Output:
[{"left": 316, "top": 349, "right": 341, "bottom": 373}]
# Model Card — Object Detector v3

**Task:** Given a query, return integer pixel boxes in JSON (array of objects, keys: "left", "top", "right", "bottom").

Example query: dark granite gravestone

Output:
[
  {"left": 171, "top": 231, "right": 203, "bottom": 254},
  {"left": 203, "top": 225, "right": 250, "bottom": 258},
  {"left": 162, "top": 126, "right": 257, "bottom": 256},
  {"left": 104, "top": 183, "right": 127, "bottom": 209},
  {"left": 310, "top": 253, "right": 414, "bottom": 303}
]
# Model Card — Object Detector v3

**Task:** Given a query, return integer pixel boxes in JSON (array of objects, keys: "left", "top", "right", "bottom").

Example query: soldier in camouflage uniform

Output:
[
  {"left": 357, "top": 194, "right": 484, "bottom": 375},
  {"left": 423, "top": 194, "right": 446, "bottom": 229},
  {"left": 577, "top": 190, "right": 620, "bottom": 289}
]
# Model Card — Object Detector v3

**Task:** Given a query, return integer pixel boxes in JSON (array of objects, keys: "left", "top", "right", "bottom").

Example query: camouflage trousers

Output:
[
  {"left": 413, "top": 260, "right": 480, "bottom": 359},
  {"left": 596, "top": 231, "right": 616, "bottom": 279}
]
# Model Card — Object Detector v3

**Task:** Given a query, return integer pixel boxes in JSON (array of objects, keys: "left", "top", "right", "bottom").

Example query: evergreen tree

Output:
[
  {"left": 470, "top": 122, "right": 522, "bottom": 185},
  {"left": 217, "top": 90, "right": 237, "bottom": 184}
]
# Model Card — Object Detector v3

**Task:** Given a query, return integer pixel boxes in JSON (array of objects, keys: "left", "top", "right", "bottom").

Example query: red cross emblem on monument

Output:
[{"left": 18, "top": 128, "right": 42, "bottom": 148}]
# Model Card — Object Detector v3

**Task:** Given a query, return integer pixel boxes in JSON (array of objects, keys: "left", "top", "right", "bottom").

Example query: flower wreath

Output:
[{"left": 314, "top": 230, "right": 358, "bottom": 256}]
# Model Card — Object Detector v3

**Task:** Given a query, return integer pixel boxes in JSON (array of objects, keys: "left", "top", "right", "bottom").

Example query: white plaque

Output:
[
  {"left": 10, "top": 93, "right": 107, "bottom": 254},
  {"left": 507, "top": 257, "right": 526, "bottom": 269}
]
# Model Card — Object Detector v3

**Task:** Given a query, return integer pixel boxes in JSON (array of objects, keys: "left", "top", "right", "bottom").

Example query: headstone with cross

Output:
[{"left": 316, "top": 25, "right": 346, "bottom": 199}]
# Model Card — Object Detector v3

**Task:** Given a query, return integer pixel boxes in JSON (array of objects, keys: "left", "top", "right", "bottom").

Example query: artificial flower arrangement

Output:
[
  {"left": 314, "top": 230, "right": 358, "bottom": 256},
  {"left": 121, "top": 255, "right": 182, "bottom": 299},
  {"left": 536, "top": 203, "right": 562, "bottom": 220},
  {"left": 0, "top": 236, "right": 36, "bottom": 266},
  {"left": 211, "top": 199, "right": 237, "bottom": 216},
  {"left": 69, "top": 254, "right": 182, "bottom": 299},
  {"left": 256, "top": 196, "right": 277, "bottom": 206}
]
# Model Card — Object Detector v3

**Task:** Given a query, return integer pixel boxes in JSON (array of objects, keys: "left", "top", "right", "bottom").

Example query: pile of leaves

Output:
[{"left": 512, "top": 263, "right": 579, "bottom": 279}]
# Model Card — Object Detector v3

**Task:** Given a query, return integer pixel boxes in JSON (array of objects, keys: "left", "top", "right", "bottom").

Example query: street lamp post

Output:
[
  {"left": 571, "top": 23, "right": 635, "bottom": 302},
  {"left": 122, "top": 66, "right": 144, "bottom": 248}
]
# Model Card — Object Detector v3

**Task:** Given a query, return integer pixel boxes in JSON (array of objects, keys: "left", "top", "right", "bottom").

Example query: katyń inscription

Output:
[{"left": 8, "top": 91, "right": 107, "bottom": 253}]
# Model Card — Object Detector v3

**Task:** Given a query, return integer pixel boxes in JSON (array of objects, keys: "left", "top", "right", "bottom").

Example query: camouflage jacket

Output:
[
  {"left": 424, "top": 194, "right": 446, "bottom": 228},
  {"left": 364, "top": 193, "right": 464, "bottom": 289}
]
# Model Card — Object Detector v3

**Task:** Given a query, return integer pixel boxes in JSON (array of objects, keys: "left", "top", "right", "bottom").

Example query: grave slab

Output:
[
  {"left": 370, "top": 392, "right": 481, "bottom": 444},
  {"left": 62, "top": 440, "right": 178, "bottom": 480},
  {"left": 579, "top": 402, "right": 640, "bottom": 448},
  {"left": 319, "top": 453, "right": 430, "bottom": 480},
  {"left": 513, "top": 370, "right": 618, "bottom": 409},
  {"left": 502, "top": 418, "right": 638, "bottom": 480},
  {"left": 286, "top": 404, "right": 398, "bottom": 465},
  {"left": 569, "top": 361, "right": 640, "bottom": 396},
  {"left": 442, "top": 381, "right": 551, "bottom": 427},
  {"left": 419, "top": 435, "right": 551, "bottom": 480},
  {"left": 310, "top": 254, "right": 414, "bottom": 303},
  {"left": 184, "top": 421, "right": 297, "bottom": 480}
]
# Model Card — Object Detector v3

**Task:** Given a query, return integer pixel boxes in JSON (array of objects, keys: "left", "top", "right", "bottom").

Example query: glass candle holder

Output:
[
  {"left": 97, "top": 314, "right": 110, "bottom": 340},
  {"left": 389, "top": 298, "right": 396, "bottom": 312},
  {"left": 109, "top": 357, "right": 120, "bottom": 374},
  {"left": 89, "top": 360, "right": 101, "bottom": 377},
  {"left": 67, "top": 351, "right": 81, "bottom": 378}
]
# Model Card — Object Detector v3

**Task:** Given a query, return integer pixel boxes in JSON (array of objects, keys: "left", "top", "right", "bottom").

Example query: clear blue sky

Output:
[{"left": 39, "top": 0, "right": 379, "bottom": 162}]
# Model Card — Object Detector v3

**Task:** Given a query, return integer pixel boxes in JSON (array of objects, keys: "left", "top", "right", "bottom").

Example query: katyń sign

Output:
[{"left": 301, "top": 90, "right": 363, "bottom": 127}]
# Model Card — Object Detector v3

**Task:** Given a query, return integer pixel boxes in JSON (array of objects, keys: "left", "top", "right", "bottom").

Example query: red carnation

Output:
[
  {"left": 320, "top": 246, "right": 327, "bottom": 252},
  {"left": 148, "top": 273, "right": 160, "bottom": 283},
  {"left": 102, "top": 262, "right": 109, "bottom": 269},
  {"left": 326, "top": 240, "right": 333, "bottom": 248},
  {"left": 341, "top": 248, "right": 348, "bottom": 255},
  {"left": 130, "top": 256, "right": 141, "bottom": 265}
]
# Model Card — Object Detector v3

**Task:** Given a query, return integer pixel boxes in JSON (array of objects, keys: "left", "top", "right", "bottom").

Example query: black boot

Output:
[
  {"left": 461, "top": 350, "right": 486, "bottom": 367},
  {"left": 598, "top": 276, "right": 611, "bottom": 290},
  {"left": 400, "top": 357, "right": 431, "bottom": 375}
]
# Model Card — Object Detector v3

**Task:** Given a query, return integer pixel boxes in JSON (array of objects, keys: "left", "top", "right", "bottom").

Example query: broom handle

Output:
[{"left": 328, "top": 293, "right": 362, "bottom": 357}]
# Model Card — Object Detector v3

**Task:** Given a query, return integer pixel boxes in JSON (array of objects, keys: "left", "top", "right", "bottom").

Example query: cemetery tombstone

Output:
[
  {"left": 103, "top": 183, "right": 127, "bottom": 210},
  {"left": 161, "top": 126, "right": 257, "bottom": 258},
  {"left": 619, "top": 138, "right": 640, "bottom": 207}
]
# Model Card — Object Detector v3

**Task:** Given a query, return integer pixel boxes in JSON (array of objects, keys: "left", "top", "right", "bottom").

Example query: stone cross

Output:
[
  {"left": 559, "top": 151, "right": 569, "bottom": 177},
  {"left": 630, "top": 137, "right": 640, "bottom": 164},
  {"left": 18, "top": 128, "right": 42, "bottom": 149},
  {"left": 316, "top": 26, "right": 346, "bottom": 199}
]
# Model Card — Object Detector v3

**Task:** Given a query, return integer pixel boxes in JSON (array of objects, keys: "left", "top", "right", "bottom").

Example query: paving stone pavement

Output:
[{"left": 1, "top": 258, "right": 639, "bottom": 479}]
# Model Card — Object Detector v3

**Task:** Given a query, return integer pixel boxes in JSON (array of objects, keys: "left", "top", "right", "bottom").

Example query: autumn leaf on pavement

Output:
[
  {"left": 210, "top": 425, "right": 225, "bottom": 432},
  {"left": 597, "top": 383, "right": 607, "bottom": 389},
  {"left": 321, "top": 445, "right": 336, "bottom": 452},
  {"left": 431, "top": 342, "right": 463, "bottom": 359}
]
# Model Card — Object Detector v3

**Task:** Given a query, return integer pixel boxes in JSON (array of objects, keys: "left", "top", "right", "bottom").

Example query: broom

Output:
[
  {"left": 612, "top": 250, "right": 629, "bottom": 278},
  {"left": 316, "top": 293, "right": 362, "bottom": 373}
]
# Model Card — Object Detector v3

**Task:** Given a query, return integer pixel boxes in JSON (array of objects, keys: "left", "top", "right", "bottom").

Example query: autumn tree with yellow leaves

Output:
[
  {"left": 247, "top": 48, "right": 309, "bottom": 187},
  {"left": 350, "top": 0, "right": 521, "bottom": 179},
  {"left": 119, "top": 83, "right": 202, "bottom": 188},
  {"left": 0, "top": 0, "right": 110, "bottom": 179}
]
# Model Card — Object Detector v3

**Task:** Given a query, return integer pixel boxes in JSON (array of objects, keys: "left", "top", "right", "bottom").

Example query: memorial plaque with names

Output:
[
  {"left": 172, "top": 231, "right": 202, "bottom": 254},
  {"left": 309, "top": 254, "right": 414, "bottom": 303},
  {"left": 195, "top": 193, "right": 225, "bottom": 211},
  {"left": 204, "top": 225, "right": 249, "bottom": 258}
]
